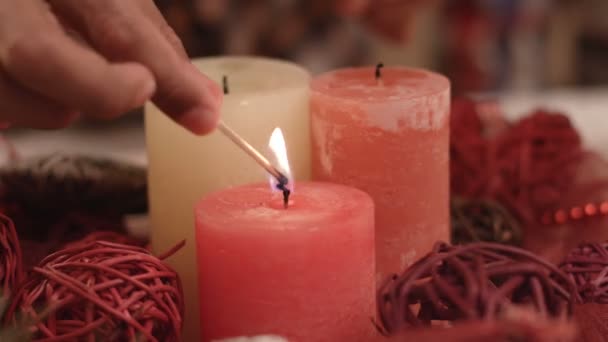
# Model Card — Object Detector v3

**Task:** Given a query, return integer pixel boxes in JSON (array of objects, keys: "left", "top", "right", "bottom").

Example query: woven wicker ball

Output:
[
  {"left": 4, "top": 240, "right": 183, "bottom": 341},
  {"left": 377, "top": 242, "right": 575, "bottom": 335},
  {"left": 0, "top": 154, "right": 147, "bottom": 216},
  {"left": 451, "top": 197, "right": 522, "bottom": 246},
  {"left": 560, "top": 242, "right": 608, "bottom": 304},
  {"left": 0, "top": 154, "right": 147, "bottom": 249},
  {"left": 0, "top": 214, "right": 22, "bottom": 297}
]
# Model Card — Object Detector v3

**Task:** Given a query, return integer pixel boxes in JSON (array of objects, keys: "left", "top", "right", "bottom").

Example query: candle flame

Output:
[{"left": 268, "top": 127, "right": 292, "bottom": 192}]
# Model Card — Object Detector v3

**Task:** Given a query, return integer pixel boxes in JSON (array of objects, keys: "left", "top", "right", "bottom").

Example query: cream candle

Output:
[
  {"left": 145, "top": 57, "right": 311, "bottom": 340},
  {"left": 310, "top": 66, "right": 450, "bottom": 281},
  {"left": 195, "top": 182, "right": 376, "bottom": 342}
]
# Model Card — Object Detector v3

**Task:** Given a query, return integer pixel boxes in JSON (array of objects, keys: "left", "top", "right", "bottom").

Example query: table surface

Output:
[{"left": 4, "top": 88, "right": 608, "bottom": 164}]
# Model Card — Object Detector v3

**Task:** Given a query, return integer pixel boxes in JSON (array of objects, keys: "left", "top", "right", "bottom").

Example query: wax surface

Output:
[
  {"left": 146, "top": 57, "right": 311, "bottom": 340},
  {"left": 310, "top": 66, "right": 450, "bottom": 281},
  {"left": 196, "top": 182, "right": 376, "bottom": 342}
]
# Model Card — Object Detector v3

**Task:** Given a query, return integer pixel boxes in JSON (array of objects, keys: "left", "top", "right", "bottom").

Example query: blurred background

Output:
[
  {"left": 156, "top": 0, "right": 608, "bottom": 94},
  {"left": 4, "top": 0, "right": 608, "bottom": 162}
]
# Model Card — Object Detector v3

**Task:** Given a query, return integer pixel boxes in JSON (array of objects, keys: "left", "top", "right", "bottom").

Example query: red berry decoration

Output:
[
  {"left": 377, "top": 242, "right": 575, "bottom": 335},
  {"left": 450, "top": 99, "right": 585, "bottom": 225},
  {"left": 4, "top": 240, "right": 184, "bottom": 341},
  {"left": 494, "top": 111, "right": 583, "bottom": 223},
  {"left": 0, "top": 213, "right": 22, "bottom": 297}
]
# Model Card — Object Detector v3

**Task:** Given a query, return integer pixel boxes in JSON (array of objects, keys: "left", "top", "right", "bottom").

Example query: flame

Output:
[{"left": 268, "top": 127, "right": 292, "bottom": 191}]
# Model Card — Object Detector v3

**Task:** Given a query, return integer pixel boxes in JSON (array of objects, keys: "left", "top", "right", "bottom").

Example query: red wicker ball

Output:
[
  {"left": 4, "top": 240, "right": 184, "bottom": 341},
  {"left": 0, "top": 213, "right": 22, "bottom": 296},
  {"left": 560, "top": 242, "right": 608, "bottom": 304},
  {"left": 377, "top": 242, "right": 576, "bottom": 336}
]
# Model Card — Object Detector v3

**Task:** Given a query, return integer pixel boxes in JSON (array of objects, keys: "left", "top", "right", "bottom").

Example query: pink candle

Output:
[
  {"left": 311, "top": 66, "right": 450, "bottom": 281},
  {"left": 195, "top": 182, "right": 376, "bottom": 342}
]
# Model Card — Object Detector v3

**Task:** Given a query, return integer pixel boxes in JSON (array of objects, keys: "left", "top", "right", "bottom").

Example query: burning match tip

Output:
[{"left": 277, "top": 173, "right": 289, "bottom": 186}]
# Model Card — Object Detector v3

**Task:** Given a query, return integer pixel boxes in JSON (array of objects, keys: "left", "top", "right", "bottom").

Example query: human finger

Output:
[
  {"left": 50, "top": 0, "right": 222, "bottom": 134},
  {"left": 0, "top": 71, "right": 78, "bottom": 129},
  {"left": 0, "top": 1, "right": 156, "bottom": 119}
]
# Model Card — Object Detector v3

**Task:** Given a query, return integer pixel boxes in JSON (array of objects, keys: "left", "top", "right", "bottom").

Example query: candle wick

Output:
[
  {"left": 375, "top": 62, "right": 384, "bottom": 82},
  {"left": 282, "top": 189, "right": 291, "bottom": 209},
  {"left": 222, "top": 75, "right": 229, "bottom": 95},
  {"left": 275, "top": 176, "right": 290, "bottom": 209}
]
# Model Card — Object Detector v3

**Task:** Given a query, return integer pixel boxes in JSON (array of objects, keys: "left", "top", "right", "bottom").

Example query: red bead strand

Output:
[{"left": 541, "top": 201, "right": 608, "bottom": 225}]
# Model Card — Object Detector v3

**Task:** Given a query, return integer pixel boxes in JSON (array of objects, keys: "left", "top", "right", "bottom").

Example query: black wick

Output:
[
  {"left": 275, "top": 174, "right": 291, "bottom": 209},
  {"left": 222, "top": 75, "right": 229, "bottom": 95},
  {"left": 375, "top": 62, "right": 384, "bottom": 81}
]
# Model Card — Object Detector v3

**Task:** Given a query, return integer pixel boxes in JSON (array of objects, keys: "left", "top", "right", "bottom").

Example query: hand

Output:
[{"left": 0, "top": 0, "right": 222, "bottom": 134}]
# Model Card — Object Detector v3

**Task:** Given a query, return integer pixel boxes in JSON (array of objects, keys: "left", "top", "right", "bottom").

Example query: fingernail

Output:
[
  {"left": 134, "top": 78, "right": 157, "bottom": 107},
  {"left": 178, "top": 108, "right": 219, "bottom": 135}
]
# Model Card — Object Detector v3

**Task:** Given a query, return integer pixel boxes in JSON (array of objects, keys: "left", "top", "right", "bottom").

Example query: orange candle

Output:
[{"left": 311, "top": 66, "right": 450, "bottom": 280}]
